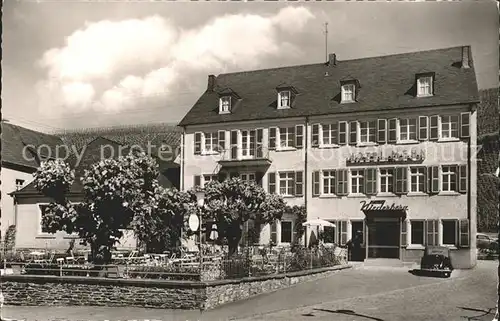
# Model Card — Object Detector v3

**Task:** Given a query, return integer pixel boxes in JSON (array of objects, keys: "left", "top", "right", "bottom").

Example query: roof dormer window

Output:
[
  {"left": 219, "top": 96, "right": 231, "bottom": 114},
  {"left": 417, "top": 74, "right": 433, "bottom": 97},
  {"left": 341, "top": 82, "right": 356, "bottom": 103},
  {"left": 275, "top": 83, "right": 298, "bottom": 110},
  {"left": 278, "top": 91, "right": 291, "bottom": 109}
]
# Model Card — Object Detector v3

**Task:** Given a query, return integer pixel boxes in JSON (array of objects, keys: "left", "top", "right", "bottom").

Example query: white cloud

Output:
[{"left": 36, "top": 7, "right": 315, "bottom": 115}]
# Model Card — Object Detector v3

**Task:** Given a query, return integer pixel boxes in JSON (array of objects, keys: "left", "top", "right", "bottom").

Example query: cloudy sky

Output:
[{"left": 3, "top": 1, "right": 498, "bottom": 132}]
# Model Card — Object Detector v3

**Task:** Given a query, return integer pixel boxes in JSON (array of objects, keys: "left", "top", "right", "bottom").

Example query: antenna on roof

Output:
[{"left": 324, "top": 22, "right": 329, "bottom": 63}]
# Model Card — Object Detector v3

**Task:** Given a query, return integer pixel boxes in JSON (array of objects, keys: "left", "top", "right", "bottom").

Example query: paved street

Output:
[{"left": 2, "top": 261, "right": 497, "bottom": 321}]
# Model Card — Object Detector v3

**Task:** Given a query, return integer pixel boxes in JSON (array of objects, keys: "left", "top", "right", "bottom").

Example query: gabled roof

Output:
[
  {"left": 13, "top": 136, "right": 179, "bottom": 197},
  {"left": 179, "top": 46, "right": 480, "bottom": 127},
  {"left": 1, "top": 122, "right": 66, "bottom": 170}
]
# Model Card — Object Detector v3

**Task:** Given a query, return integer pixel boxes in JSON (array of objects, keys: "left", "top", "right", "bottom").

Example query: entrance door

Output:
[
  {"left": 351, "top": 221, "right": 366, "bottom": 261},
  {"left": 367, "top": 218, "right": 400, "bottom": 259}
]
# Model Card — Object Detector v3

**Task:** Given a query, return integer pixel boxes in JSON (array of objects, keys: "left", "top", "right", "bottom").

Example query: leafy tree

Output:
[
  {"left": 200, "top": 178, "right": 287, "bottom": 256},
  {"left": 33, "top": 154, "right": 195, "bottom": 264}
]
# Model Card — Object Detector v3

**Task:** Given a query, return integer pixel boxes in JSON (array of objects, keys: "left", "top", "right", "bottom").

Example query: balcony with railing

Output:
[{"left": 218, "top": 145, "right": 272, "bottom": 168}]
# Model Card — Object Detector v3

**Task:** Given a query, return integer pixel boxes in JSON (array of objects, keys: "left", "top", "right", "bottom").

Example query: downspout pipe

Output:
[
  {"left": 304, "top": 116, "right": 309, "bottom": 247},
  {"left": 181, "top": 126, "right": 186, "bottom": 191}
]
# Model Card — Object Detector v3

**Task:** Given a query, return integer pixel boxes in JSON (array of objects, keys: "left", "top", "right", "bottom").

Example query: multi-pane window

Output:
[
  {"left": 322, "top": 124, "right": 337, "bottom": 145},
  {"left": 15, "top": 179, "right": 25, "bottom": 190},
  {"left": 417, "top": 76, "right": 433, "bottom": 97},
  {"left": 441, "top": 165, "right": 457, "bottom": 192},
  {"left": 219, "top": 96, "right": 231, "bottom": 113},
  {"left": 279, "top": 127, "right": 295, "bottom": 148},
  {"left": 280, "top": 221, "right": 293, "bottom": 243},
  {"left": 322, "top": 170, "right": 336, "bottom": 195},
  {"left": 410, "top": 167, "right": 426, "bottom": 193},
  {"left": 241, "top": 130, "right": 256, "bottom": 157},
  {"left": 204, "top": 132, "right": 218, "bottom": 153},
  {"left": 410, "top": 221, "right": 424, "bottom": 245},
  {"left": 240, "top": 173, "right": 256, "bottom": 183},
  {"left": 350, "top": 170, "right": 364, "bottom": 194},
  {"left": 379, "top": 168, "right": 393, "bottom": 193},
  {"left": 442, "top": 220, "right": 457, "bottom": 245},
  {"left": 359, "top": 121, "right": 376, "bottom": 143},
  {"left": 278, "top": 91, "right": 291, "bottom": 109},
  {"left": 279, "top": 172, "right": 295, "bottom": 196},
  {"left": 341, "top": 84, "right": 355, "bottom": 102},
  {"left": 441, "top": 115, "right": 459, "bottom": 139},
  {"left": 399, "top": 118, "right": 417, "bottom": 141}
]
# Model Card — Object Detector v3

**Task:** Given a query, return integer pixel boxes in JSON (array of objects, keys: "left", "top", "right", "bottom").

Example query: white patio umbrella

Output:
[{"left": 302, "top": 218, "right": 336, "bottom": 227}]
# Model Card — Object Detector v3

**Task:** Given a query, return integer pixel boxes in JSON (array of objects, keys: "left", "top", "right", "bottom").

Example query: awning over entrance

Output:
[{"left": 360, "top": 200, "right": 408, "bottom": 219}]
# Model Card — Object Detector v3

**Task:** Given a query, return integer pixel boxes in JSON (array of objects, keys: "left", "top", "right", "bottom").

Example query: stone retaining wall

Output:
[{"left": 1, "top": 265, "right": 351, "bottom": 310}]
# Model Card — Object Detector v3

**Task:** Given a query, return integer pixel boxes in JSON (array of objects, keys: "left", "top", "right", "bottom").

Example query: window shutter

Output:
[
  {"left": 269, "top": 127, "right": 277, "bottom": 150},
  {"left": 401, "top": 219, "right": 408, "bottom": 247},
  {"left": 429, "top": 115, "right": 439, "bottom": 140},
  {"left": 459, "top": 165, "right": 467, "bottom": 193},
  {"left": 349, "top": 121, "right": 358, "bottom": 145},
  {"left": 336, "top": 169, "right": 348, "bottom": 196},
  {"left": 388, "top": 119, "right": 397, "bottom": 143},
  {"left": 194, "top": 175, "right": 201, "bottom": 187},
  {"left": 459, "top": 219, "right": 470, "bottom": 248},
  {"left": 427, "top": 166, "right": 440, "bottom": 194},
  {"left": 339, "top": 221, "right": 348, "bottom": 246},
  {"left": 295, "top": 125, "right": 304, "bottom": 149},
  {"left": 270, "top": 221, "right": 277, "bottom": 244},
  {"left": 460, "top": 112, "right": 470, "bottom": 138},
  {"left": 311, "top": 124, "right": 320, "bottom": 147},
  {"left": 312, "top": 171, "right": 320, "bottom": 197},
  {"left": 365, "top": 168, "right": 377, "bottom": 195},
  {"left": 256, "top": 128, "right": 264, "bottom": 158},
  {"left": 418, "top": 116, "right": 428, "bottom": 141},
  {"left": 338, "top": 121, "right": 348, "bottom": 145},
  {"left": 194, "top": 132, "right": 202, "bottom": 155},
  {"left": 230, "top": 130, "right": 238, "bottom": 159},
  {"left": 377, "top": 119, "right": 387, "bottom": 143},
  {"left": 394, "top": 167, "right": 408, "bottom": 194},
  {"left": 218, "top": 131, "right": 226, "bottom": 152},
  {"left": 295, "top": 171, "right": 304, "bottom": 196},
  {"left": 268, "top": 172, "right": 276, "bottom": 194}
]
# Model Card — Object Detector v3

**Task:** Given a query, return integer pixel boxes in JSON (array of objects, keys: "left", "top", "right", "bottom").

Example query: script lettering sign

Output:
[{"left": 360, "top": 200, "right": 409, "bottom": 212}]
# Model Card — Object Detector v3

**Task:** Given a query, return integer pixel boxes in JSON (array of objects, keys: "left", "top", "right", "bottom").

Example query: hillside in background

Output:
[{"left": 476, "top": 87, "right": 499, "bottom": 232}]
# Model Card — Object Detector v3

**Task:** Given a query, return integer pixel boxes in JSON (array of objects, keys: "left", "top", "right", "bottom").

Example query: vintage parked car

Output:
[
  {"left": 477, "top": 233, "right": 498, "bottom": 251},
  {"left": 418, "top": 246, "right": 453, "bottom": 278}
]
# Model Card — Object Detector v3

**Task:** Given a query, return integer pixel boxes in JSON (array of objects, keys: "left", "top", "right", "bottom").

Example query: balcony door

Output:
[{"left": 241, "top": 130, "right": 256, "bottom": 158}]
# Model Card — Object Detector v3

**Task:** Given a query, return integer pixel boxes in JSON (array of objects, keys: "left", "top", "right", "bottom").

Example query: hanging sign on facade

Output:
[
  {"left": 347, "top": 148, "right": 425, "bottom": 166},
  {"left": 360, "top": 200, "right": 409, "bottom": 212}
]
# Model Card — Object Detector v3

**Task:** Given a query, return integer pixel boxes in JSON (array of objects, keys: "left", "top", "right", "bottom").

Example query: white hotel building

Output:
[{"left": 178, "top": 46, "right": 479, "bottom": 268}]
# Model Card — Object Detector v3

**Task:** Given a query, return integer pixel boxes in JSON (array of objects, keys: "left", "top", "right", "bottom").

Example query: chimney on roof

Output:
[
  {"left": 207, "top": 75, "right": 216, "bottom": 92},
  {"left": 462, "top": 46, "right": 471, "bottom": 69},
  {"left": 328, "top": 53, "right": 337, "bottom": 66}
]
